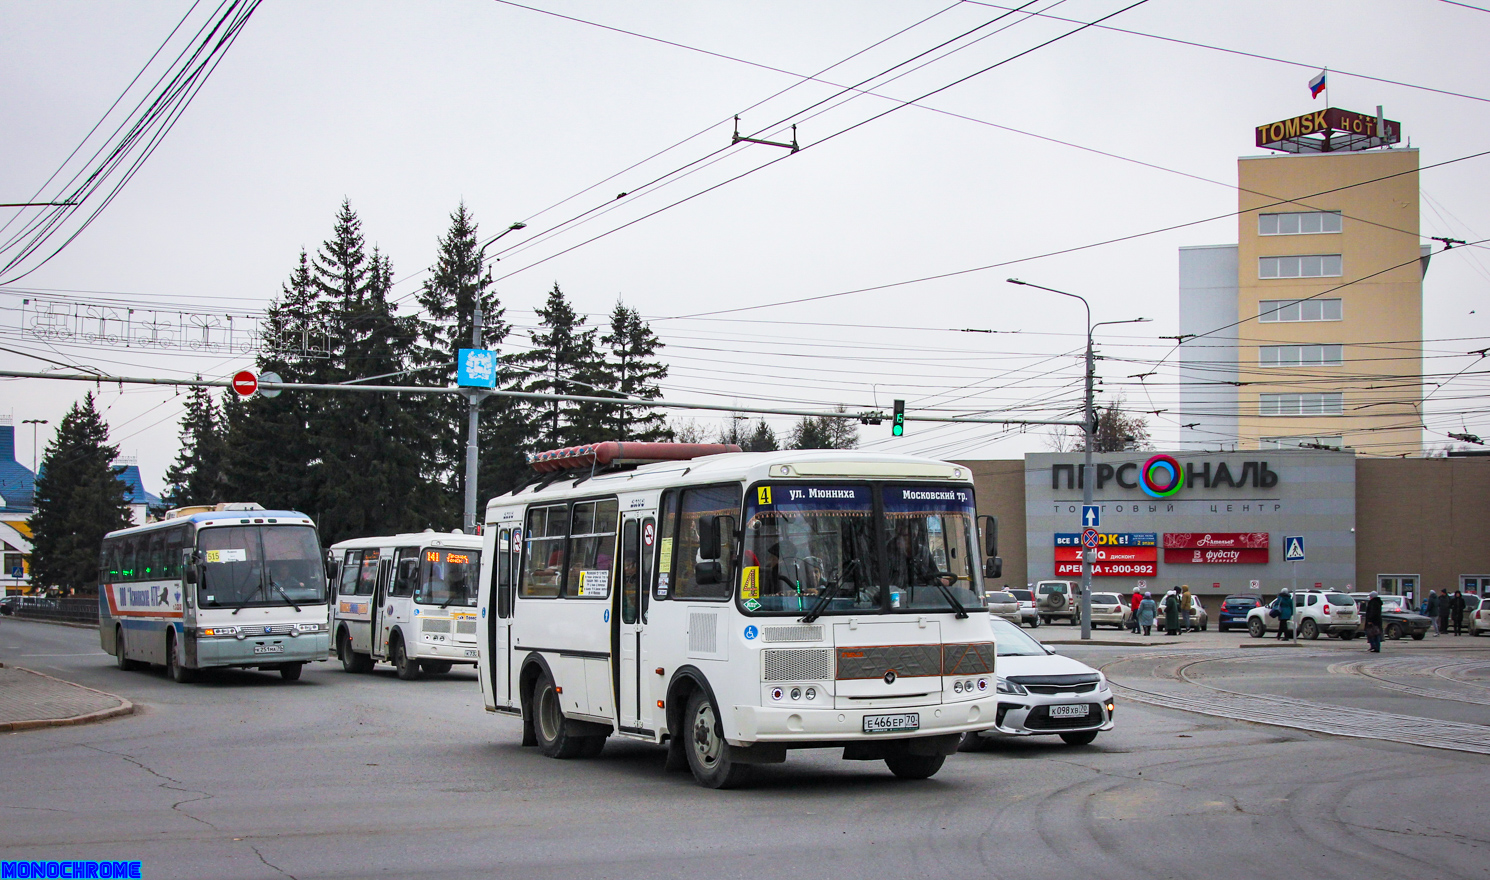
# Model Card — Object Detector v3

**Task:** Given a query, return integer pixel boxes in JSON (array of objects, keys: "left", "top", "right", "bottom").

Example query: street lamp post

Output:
[
  {"left": 1008, "top": 279, "right": 1149, "bottom": 640},
  {"left": 21, "top": 419, "right": 47, "bottom": 476},
  {"left": 461, "top": 222, "right": 526, "bottom": 535}
]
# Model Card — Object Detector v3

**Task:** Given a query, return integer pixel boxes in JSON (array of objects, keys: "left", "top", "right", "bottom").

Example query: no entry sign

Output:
[{"left": 231, "top": 370, "right": 258, "bottom": 397}]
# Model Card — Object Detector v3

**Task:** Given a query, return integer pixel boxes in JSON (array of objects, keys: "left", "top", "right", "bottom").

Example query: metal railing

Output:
[{"left": 6, "top": 596, "right": 99, "bottom": 625}]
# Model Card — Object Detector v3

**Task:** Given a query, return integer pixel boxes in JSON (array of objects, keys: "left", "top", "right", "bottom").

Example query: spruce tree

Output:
[
  {"left": 789, "top": 407, "right": 859, "bottom": 450},
  {"left": 744, "top": 419, "right": 779, "bottom": 452},
  {"left": 518, "top": 284, "right": 606, "bottom": 448},
  {"left": 164, "top": 384, "right": 225, "bottom": 507},
  {"left": 599, "top": 300, "right": 671, "bottom": 441},
  {"left": 29, "top": 393, "right": 132, "bottom": 593},
  {"left": 414, "top": 203, "right": 530, "bottom": 506}
]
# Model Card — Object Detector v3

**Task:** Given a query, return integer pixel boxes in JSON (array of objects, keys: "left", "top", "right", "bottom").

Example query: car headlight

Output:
[{"left": 995, "top": 677, "right": 1027, "bottom": 696}]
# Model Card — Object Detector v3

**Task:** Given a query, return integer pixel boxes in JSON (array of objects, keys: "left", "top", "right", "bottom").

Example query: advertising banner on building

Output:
[
  {"left": 1055, "top": 562, "right": 1158, "bottom": 577},
  {"left": 1162, "top": 532, "right": 1269, "bottom": 564},
  {"left": 1054, "top": 532, "right": 1157, "bottom": 547},
  {"left": 1163, "top": 548, "right": 1270, "bottom": 564},
  {"left": 1054, "top": 546, "right": 1157, "bottom": 563}
]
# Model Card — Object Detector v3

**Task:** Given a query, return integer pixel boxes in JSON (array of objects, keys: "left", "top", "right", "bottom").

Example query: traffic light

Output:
[{"left": 892, "top": 399, "right": 905, "bottom": 436}]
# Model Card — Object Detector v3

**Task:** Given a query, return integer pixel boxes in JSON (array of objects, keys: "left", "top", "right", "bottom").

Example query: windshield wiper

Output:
[
  {"left": 800, "top": 559, "right": 859, "bottom": 624},
  {"left": 932, "top": 576, "right": 970, "bottom": 619},
  {"left": 272, "top": 578, "right": 301, "bottom": 612},
  {"left": 230, "top": 579, "right": 266, "bottom": 614}
]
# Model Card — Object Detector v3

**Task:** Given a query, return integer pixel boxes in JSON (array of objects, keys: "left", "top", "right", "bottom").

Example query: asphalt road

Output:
[{"left": 1, "top": 619, "right": 1487, "bottom": 880}]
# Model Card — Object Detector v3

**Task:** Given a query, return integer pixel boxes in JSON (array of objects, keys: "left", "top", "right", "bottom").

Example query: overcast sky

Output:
[{"left": 3, "top": 0, "right": 1488, "bottom": 493}]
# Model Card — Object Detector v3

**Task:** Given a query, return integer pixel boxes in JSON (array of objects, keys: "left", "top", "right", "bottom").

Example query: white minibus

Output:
[{"left": 479, "top": 442, "right": 1003, "bottom": 787}]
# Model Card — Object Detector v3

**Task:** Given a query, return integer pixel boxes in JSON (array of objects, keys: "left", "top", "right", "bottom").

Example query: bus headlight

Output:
[
  {"left": 296, "top": 622, "right": 322, "bottom": 633},
  {"left": 201, "top": 626, "right": 238, "bottom": 637}
]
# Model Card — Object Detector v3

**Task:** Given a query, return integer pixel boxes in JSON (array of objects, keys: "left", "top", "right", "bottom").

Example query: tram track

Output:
[{"left": 1101, "top": 650, "right": 1490, "bottom": 756}]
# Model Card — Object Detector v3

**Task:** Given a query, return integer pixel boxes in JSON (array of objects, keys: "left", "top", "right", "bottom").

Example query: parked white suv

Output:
[
  {"left": 1246, "top": 590, "right": 1359, "bottom": 640},
  {"left": 1036, "top": 580, "right": 1081, "bottom": 625}
]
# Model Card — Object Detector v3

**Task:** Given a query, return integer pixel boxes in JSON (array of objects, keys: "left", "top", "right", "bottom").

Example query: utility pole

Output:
[{"left": 462, "top": 306, "right": 486, "bottom": 536}]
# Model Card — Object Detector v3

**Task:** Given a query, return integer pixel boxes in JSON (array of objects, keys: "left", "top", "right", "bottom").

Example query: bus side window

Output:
[
  {"left": 120, "top": 536, "right": 139, "bottom": 582},
  {"left": 392, "top": 549, "right": 419, "bottom": 598},
  {"left": 640, "top": 516, "right": 655, "bottom": 622},
  {"left": 339, "top": 551, "right": 362, "bottom": 595},
  {"left": 655, "top": 491, "right": 678, "bottom": 599},
  {"left": 357, "top": 550, "right": 380, "bottom": 596},
  {"left": 163, "top": 528, "right": 185, "bottom": 581},
  {"left": 522, "top": 504, "right": 567, "bottom": 598},
  {"left": 497, "top": 529, "right": 513, "bottom": 619},
  {"left": 674, "top": 485, "right": 743, "bottom": 601},
  {"left": 102, "top": 539, "right": 121, "bottom": 584},
  {"left": 567, "top": 499, "right": 619, "bottom": 599},
  {"left": 620, "top": 519, "right": 640, "bottom": 624}
]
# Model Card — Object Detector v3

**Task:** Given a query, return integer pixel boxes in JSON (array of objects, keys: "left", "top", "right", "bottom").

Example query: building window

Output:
[
  {"left": 1259, "top": 298, "right": 1342, "bottom": 322},
  {"left": 1259, "top": 211, "right": 1342, "bottom": 235},
  {"left": 1259, "top": 344, "right": 1343, "bottom": 367},
  {"left": 1260, "top": 435, "right": 1343, "bottom": 450},
  {"left": 1259, "top": 393, "right": 1343, "bottom": 416},
  {"left": 1259, "top": 254, "right": 1342, "bottom": 279}
]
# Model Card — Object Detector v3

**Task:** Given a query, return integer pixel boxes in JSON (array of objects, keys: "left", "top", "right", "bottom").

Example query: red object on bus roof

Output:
[{"left": 527, "top": 442, "right": 743, "bottom": 473}]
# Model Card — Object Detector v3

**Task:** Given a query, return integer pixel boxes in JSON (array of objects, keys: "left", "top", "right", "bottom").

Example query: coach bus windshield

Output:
[
  {"left": 418, "top": 548, "right": 480, "bottom": 608},
  {"left": 198, "top": 526, "right": 325, "bottom": 608}
]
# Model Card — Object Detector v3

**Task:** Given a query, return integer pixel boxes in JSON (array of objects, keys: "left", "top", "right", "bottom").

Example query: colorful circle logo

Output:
[{"left": 1140, "top": 454, "right": 1183, "bottom": 498}]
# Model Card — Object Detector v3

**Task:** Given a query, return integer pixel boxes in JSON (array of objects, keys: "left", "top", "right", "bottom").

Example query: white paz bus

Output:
[
  {"left": 478, "top": 442, "right": 1004, "bottom": 788},
  {"left": 329, "top": 531, "right": 484, "bottom": 679},
  {"left": 98, "top": 503, "right": 330, "bottom": 682}
]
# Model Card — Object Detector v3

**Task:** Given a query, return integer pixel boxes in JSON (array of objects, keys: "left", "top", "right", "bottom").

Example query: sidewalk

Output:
[{"left": 0, "top": 663, "right": 133, "bottom": 732}]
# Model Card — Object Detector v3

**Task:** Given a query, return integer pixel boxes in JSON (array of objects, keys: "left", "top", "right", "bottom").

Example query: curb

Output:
[
  {"left": 1236, "top": 642, "right": 1305, "bottom": 648},
  {"left": 0, "top": 665, "right": 134, "bottom": 733},
  {"left": 4, "top": 617, "right": 98, "bottom": 630},
  {"left": 1042, "top": 639, "right": 1162, "bottom": 647}
]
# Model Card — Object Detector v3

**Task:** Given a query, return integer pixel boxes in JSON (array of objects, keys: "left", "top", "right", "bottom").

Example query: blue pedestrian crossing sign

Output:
[
  {"left": 1082, "top": 505, "right": 1100, "bottom": 528},
  {"left": 1284, "top": 536, "right": 1305, "bottom": 562}
]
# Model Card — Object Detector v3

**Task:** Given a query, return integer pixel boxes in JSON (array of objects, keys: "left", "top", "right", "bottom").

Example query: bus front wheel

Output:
[
  {"left": 683, "top": 689, "right": 752, "bottom": 789},
  {"left": 885, "top": 753, "right": 946, "bottom": 780},
  {"left": 532, "top": 671, "right": 587, "bottom": 759},
  {"left": 280, "top": 663, "right": 303, "bottom": 681},
  {"left": 167, "top": 631, "right": 195, "bottom": 683},
  {"left": 392, "top": 636, "right": 422, "bottom": 681}
]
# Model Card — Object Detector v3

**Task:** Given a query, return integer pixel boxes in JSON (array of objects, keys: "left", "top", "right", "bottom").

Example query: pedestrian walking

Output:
[
  {"left": 1180, "top": 584, "right": 1194, "bottom": 633},
  {"left": 1438, "top": 591, "right": 1451, "bottom": 636},
  {"left": 1163, "top": 588, "right": 1181, "bottom": 636},
  {"left": 1364, "top": 590, "right": 1383, "bottom": 653},
  {"left": 1275, "top": 588, "right": 1295, "bottom": 640},
  {"left": 1426, "top": 590, "right": 1440, "bottom": 633},
  {"left": 1138, "top": 592, "right": 1157, "bottom": 636},
  {"left": 1128, "top": 590, "right": 1142, "bottom": 633},
  {"left": 1450, "top": 590, "right": 1467, "bottom": 636}
]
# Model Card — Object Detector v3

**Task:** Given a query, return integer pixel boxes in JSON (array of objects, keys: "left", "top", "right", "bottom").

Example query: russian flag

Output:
[{"left": 1308, "top": 70, "right": 1327, "bottom": 99}]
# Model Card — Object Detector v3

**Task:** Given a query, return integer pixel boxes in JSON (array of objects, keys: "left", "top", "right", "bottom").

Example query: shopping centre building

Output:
[{"left": 960, "top": 451, "right": 1490, "bottom": 615}]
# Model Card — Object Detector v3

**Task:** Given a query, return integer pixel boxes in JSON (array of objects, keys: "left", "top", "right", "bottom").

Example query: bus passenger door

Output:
[
  {"left": 493, "top": 528, "right": 516, "bottom": 709},
  {"left": 614, "top": 513, "right": 653, "bottom": 733},
  {"left": 374, "top": 556, "right": 394, "bottom": 658}
]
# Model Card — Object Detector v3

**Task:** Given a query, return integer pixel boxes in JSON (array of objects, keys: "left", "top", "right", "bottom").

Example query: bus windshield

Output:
[
  {"left": 418, "top": 548, "right": 480, "bottom": 607},
  {"left": 741, "top": 484, "right": 877, "bottom": 614},
  {"left": 738, "top": 483, "right": 981, "bottom": 616},
  {"left": 199, "top": 526, "right": 325, "bottom": 608}
]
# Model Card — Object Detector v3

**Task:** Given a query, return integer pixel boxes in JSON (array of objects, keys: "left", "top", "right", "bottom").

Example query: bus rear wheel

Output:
[
  {"left": 683, "top": 689, "right": 752, "bottom": 789},
  {"left": 339, "top": 630, "right": 373, "bottom": 673},
  {"left": 884, "top": 753, "right": 946, "bottom": 780},
  {"left": 532, "top": 671, "right": 587, "bottom": 759},
  {"left": 115, "top": 626, "right": 140, "bottom": 672},
  {"left": 392, "top": 637, "right": 422, "bottom": 680}
]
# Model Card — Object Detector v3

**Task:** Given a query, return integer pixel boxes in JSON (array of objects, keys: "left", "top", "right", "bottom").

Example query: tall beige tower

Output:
[{"left": 1179, "top": 109, "right": 1425, "bottom": 456}]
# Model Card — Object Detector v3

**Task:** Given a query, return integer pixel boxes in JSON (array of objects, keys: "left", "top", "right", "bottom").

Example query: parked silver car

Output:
[
  {"left": 1086, "top": 592, "right": 1129, "bottom": 629},
  {"left": 985, "top": 590, "right": 1021, "bottom": 625},
  {"left": 1008, "top": 588, "right": 1040, "bottom": 628},
  {"left": 964, "top": 617, "right": 1115, "bottom": 747}
]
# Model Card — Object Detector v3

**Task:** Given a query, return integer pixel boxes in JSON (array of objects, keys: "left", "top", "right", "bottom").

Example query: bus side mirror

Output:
[
  {"left": 696, "top": 560, "right": 722, "bottom": 584},
  {"left": 984, "top": 557, "right": 1003, "bottom": 579},
  {"left": 182, "top": 549, "right": 198, "bottom": 585},
  {"left": 697, "top": 516, "right": 722, "bottom": 561},
  {"left": 978, "top": 515, "right": 998, "bottom": 558}
]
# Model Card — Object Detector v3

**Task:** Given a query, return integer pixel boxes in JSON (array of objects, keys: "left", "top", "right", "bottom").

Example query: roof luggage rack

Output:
[{"left": 526, "top": 441, "right": 742, "bottom": 474}]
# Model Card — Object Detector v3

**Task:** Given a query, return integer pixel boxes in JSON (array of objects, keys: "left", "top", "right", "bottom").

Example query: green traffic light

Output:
[{"left": 891, "top": 399, "right": 905, "bottom": 437}]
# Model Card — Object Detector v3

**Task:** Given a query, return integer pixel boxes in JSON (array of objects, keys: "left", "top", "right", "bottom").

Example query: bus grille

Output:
[
  {"left": 762, "top": 624, "right": 823, "bottom": 643},
  {"left": 762, "top": 649, "right": 834, "bottom": 682},
  {"left": 455, "top": 619, "right": 477, "bottom": 635},
  {"left": 421, "top": 618, "right": 452, "bottom": 634},
  {"left": 688, "top": 612, "right": 718, "bottom": 655}
]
